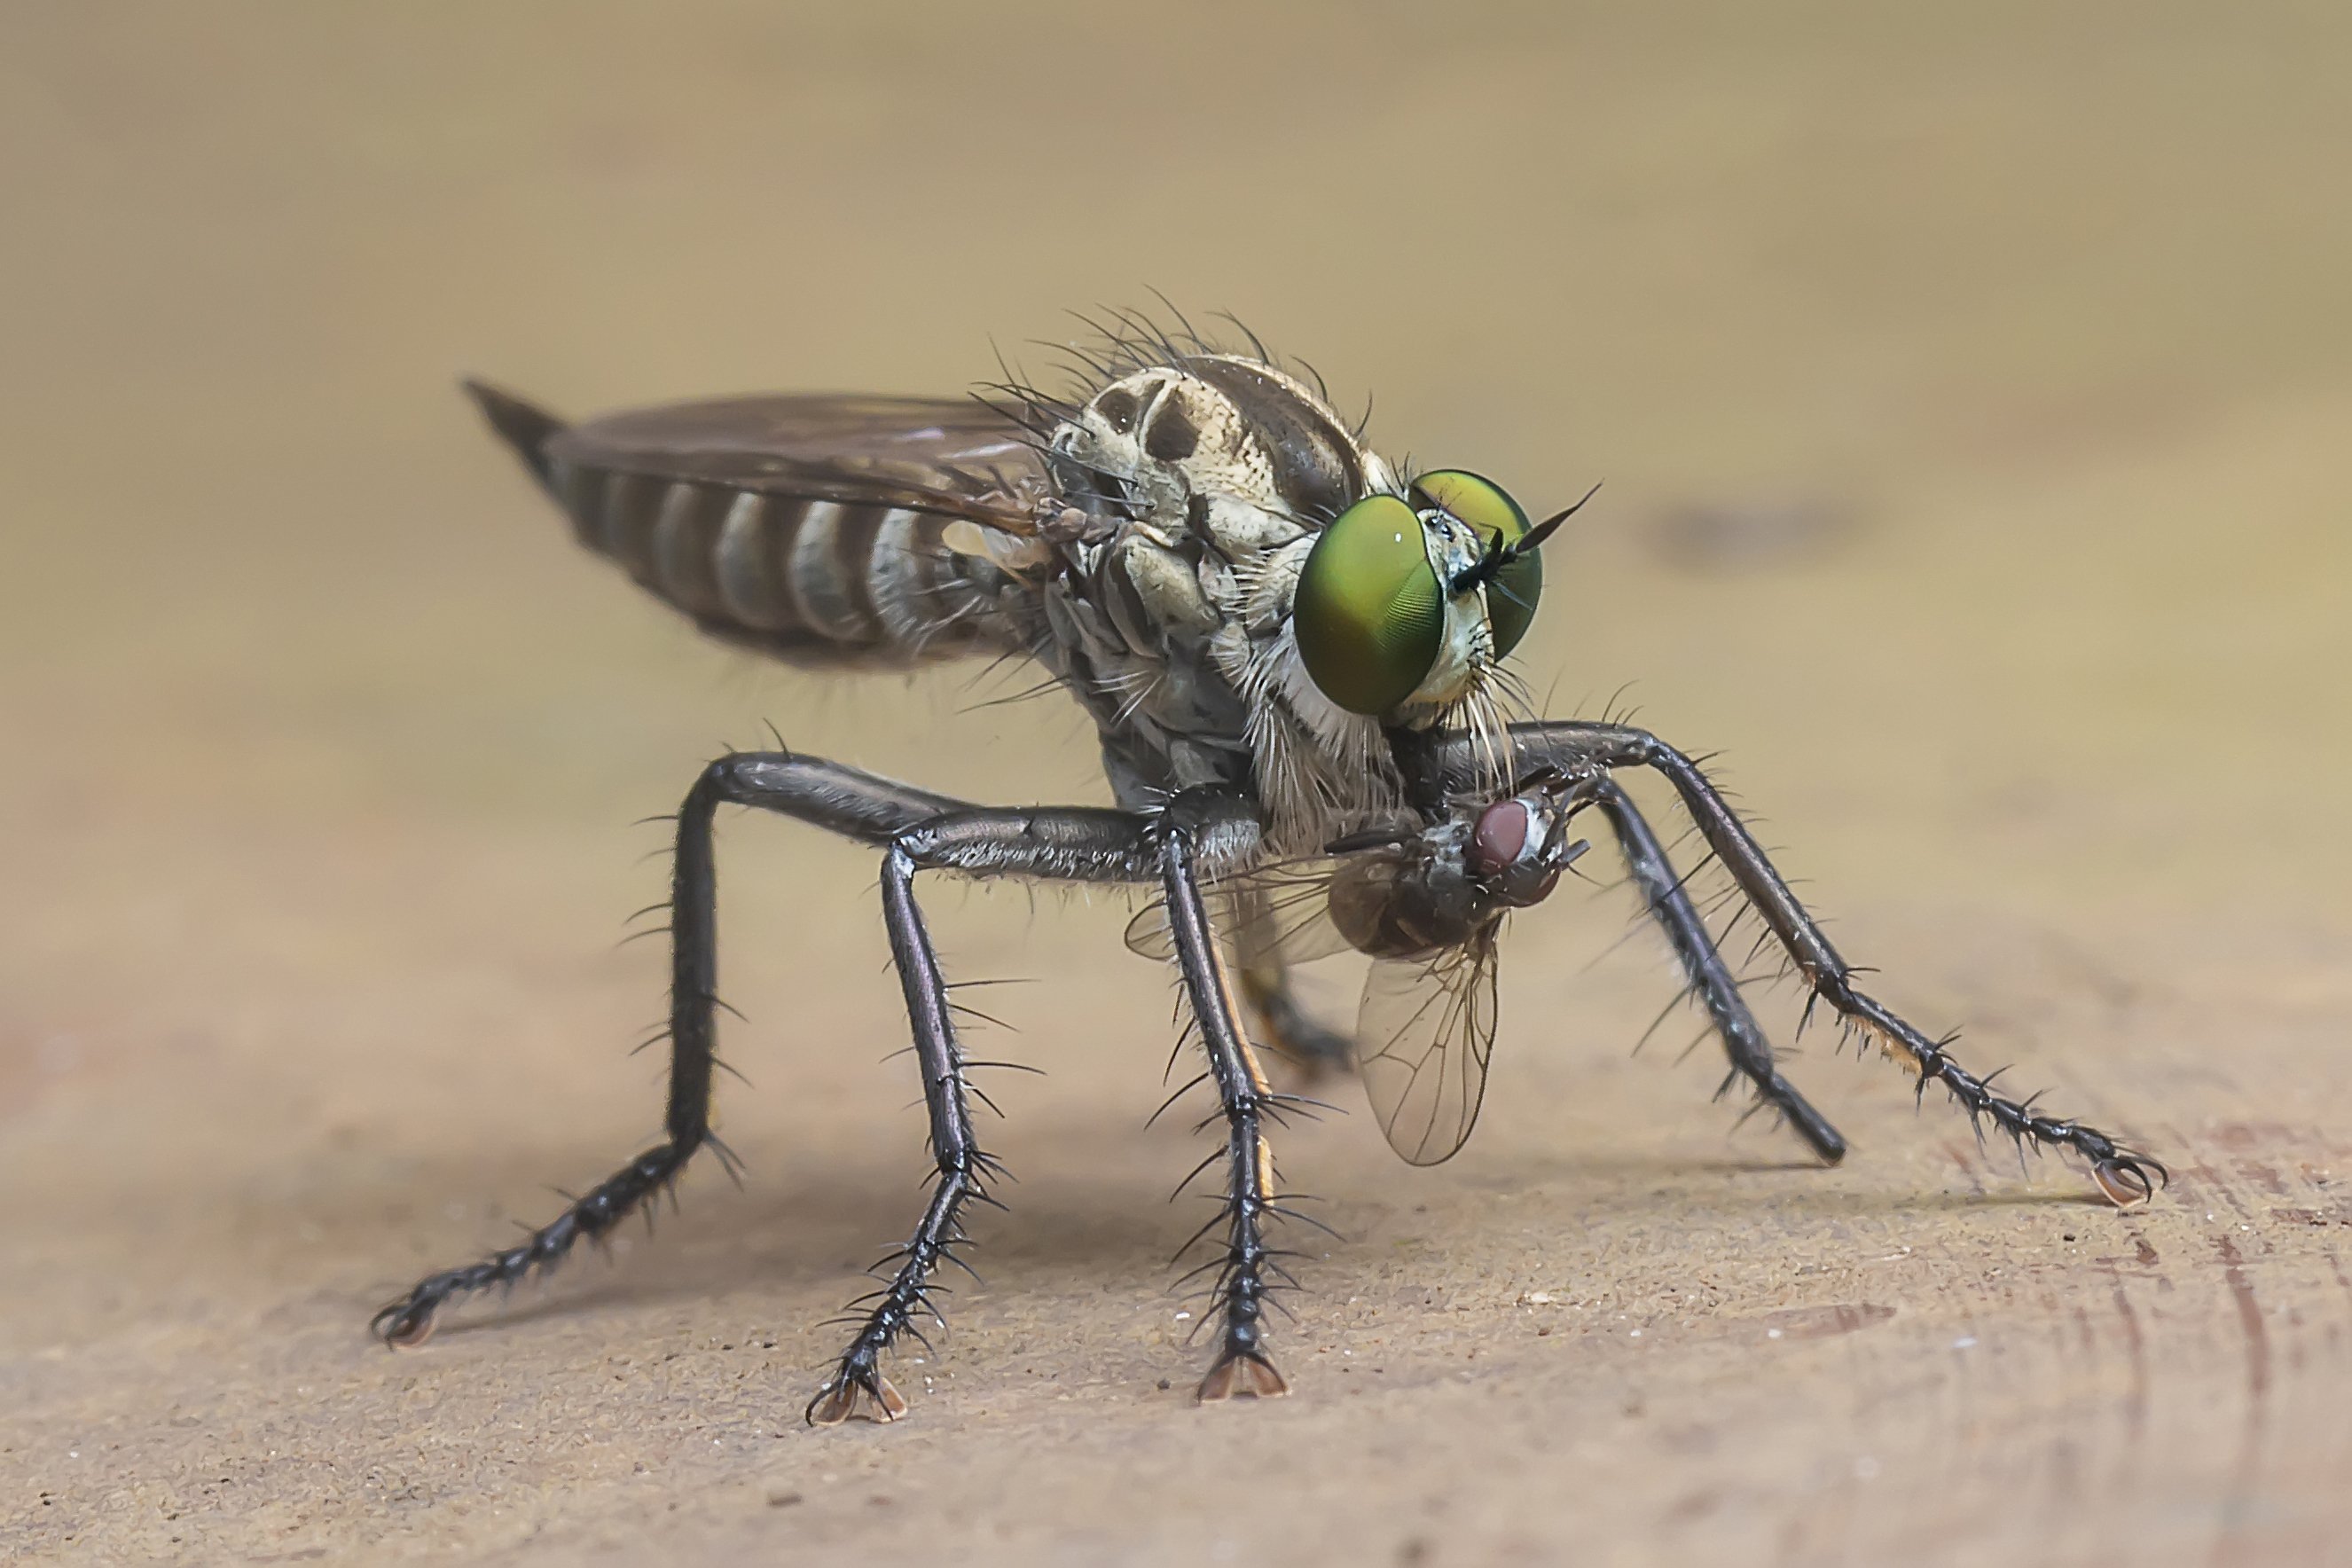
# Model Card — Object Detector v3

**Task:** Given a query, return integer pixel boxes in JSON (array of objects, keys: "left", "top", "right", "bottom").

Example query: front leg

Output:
[
  {"left": 806, "top": 803, "right": 1169, "bottom": 1421},
  {"left": 1418, "top": 724, "right": 2164, "bottom": 1203},
  {"left": 1585, "top": 775, "right": 1846, "bottom": 1164}
]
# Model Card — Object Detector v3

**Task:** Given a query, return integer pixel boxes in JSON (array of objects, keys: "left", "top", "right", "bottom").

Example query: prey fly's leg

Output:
[
  {"left": 371, "top": 753, "right": 975, "bottom": 1351},
  {"left": 1228, "top": 874, "right": 1352, "bottom": 1076},
  {"left": 1485, "top": 724, "right": 2162, "bottom": 1203},
  {"left": 1161, "top": 791, "right": 1294, "bottom": 1401},
  {"left": 1585, "top": 776, "right": 1846, "bottom": 1164},
  {"left": 1239, "top": 959, "right": 1354, "bottom": 1077},
  {"left": 805, "top": 803, "right": 1164, "bottom": 1423}
]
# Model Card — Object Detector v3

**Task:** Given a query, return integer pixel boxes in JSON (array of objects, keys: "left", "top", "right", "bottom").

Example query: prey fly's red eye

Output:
[{"left": 1470, "top": 799, "right": 1530, "bottom": 877}]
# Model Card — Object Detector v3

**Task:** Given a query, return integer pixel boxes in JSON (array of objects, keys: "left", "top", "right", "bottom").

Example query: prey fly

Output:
[{"left": 372, "top": 314, "right": 2163, "bottom": 1421}]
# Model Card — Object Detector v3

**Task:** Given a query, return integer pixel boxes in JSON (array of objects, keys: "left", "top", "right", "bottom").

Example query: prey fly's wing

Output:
[
  {"left": 1127, "top": 837, "right": 1505, "bottom": 1165},
  {"left": 1355, "top": 922, "right": 1501, "bottom": 1166},
  {"left": 543, "top": 393, "right": 1062, "bottom": 533},
  {"left": 1122, "top": 848, "right": 1408, "bottom": 969}
]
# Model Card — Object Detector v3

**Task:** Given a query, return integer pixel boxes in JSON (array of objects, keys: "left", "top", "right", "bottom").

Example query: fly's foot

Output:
[
  {"left": 1196, "top": 1280, "right": 1290, "bottom": 1402},
  {"left": 2068, "top": 1122, "right": 2167, "bottom": 1208},
  {"left": 2090, "top": 1151, "right": 2168, "bottom": 1208},
  {"left": 1197, "top": 1345, "right": 1290, "bottom": 1402},
  {"left": 365, "top": 1141, "right": 695, "bottom": 1354},
  {"left": 803, "top": 1166, "right": 983, "bottom": 1427},
  {"left": 369, "top": 1294, "right": 443, "bottom": 1349},
  {"left": 371, "top": 1259, "right": 508, "bottom": 1350},
  {"left": 806, "top": 1360, "right": 909, "bottom": 1425}
]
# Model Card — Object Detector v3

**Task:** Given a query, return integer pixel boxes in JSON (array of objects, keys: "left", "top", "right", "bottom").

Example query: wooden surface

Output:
[{"left": 4, "top": 6, "right": 2349, "bottom": 1564}]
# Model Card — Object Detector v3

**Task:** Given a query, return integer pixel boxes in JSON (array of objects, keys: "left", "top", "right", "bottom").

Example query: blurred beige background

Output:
[{"left": 4, "top": 4, "right": 2348, "bottom": 1564}]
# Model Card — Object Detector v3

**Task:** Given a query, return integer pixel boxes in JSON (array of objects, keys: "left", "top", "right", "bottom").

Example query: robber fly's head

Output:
[{"left": 1290, "top": 471, "right": 1588, "bottom": 720}]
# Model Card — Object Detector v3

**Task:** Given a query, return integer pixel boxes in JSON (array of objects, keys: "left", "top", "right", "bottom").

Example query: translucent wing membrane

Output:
[
  {"left": 1122, "top": 856, "right": 1372, "bottom": 968},
  {"left": 1356, "top": 928, "right": 1501, "bottom": 1165},
  {"left": 1125, "top": 847, "right": 1505, "bottom": 1166},
  {"left": 549, "top": 394, "right": 1059, "bottom": 532}
]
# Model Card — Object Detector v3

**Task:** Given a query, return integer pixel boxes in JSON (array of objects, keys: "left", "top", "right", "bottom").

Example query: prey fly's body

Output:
[{"left": 375, "top": 318, "right": 2162, "bottom": 1421}]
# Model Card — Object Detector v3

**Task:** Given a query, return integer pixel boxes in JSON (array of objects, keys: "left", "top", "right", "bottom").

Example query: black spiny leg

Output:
[
  {"left": 372, "top": 752, "right": 971, "bottom": 1351},
  {"left": 803, "top": 802, "right": 1171, "bottom": 1420},
  {"left": 372, "top": 744, "right": 1294, "bottom": 1414},
  {"left": 806, "top": 839, "right": 990, "bottom": 1423},
  {"left": 1161, "top": 794, "right": 1292, "bottom": 1402},
  {"left": 1468, "top": 725, "right": 2164, "bottom": 1203},
  {"left": 1586, "top": 776, "right": 1846, "bottom": 1164}
]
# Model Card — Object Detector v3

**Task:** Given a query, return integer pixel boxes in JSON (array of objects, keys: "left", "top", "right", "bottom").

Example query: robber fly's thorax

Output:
[{"left": 1031, "top": 357, "right": 1428, "bottom": 857}]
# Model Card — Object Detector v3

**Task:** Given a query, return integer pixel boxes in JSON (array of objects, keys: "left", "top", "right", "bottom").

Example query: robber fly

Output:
[{"left": 372, "top": 315, "right": 2162, "bottom": 1423}]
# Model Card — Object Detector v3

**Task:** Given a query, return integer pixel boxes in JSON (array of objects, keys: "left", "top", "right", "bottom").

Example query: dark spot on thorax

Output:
[
  {"left": 1145, "top": 398, "right": 1199, "bottom": 462},
  {"left": 1093, "top": 388, "right": 1139, "bottom": 435}
]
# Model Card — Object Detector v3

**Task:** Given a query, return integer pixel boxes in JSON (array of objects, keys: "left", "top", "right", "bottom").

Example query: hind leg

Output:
[{"left": 371, "top": 751, "right": 974, "bottom": 1348}]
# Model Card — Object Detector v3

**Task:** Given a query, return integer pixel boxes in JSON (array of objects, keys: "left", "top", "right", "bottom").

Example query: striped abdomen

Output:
[
  {"left": 468, "top": 382, "right": 1038, "bottom": 669},
  {"left": 548, "top": 465, "right": 1031, "bottom": 666}
]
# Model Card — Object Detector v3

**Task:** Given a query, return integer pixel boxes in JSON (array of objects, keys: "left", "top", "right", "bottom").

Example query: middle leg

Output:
[
  {"left": 1160, "top": 790, "right": 1295, "bottom": 1401},
  {"left": 805, "top": 803, "right": 1168, "bottom": 1422}
]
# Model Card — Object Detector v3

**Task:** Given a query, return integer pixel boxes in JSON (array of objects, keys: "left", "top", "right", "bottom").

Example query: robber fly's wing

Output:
[
  {"left": 1122, "top": 857, "right": 1391, "bottom": 968},
  {"left": 1356, "top": 921, "right": 1501, "bottom": 1166},
  {"left": 549, "top": 394, "right": 1058, "bottom": 533}
]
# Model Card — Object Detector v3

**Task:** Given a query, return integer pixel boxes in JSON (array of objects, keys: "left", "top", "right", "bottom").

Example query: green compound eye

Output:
[
  {"left": 1294, "top": 494, "right": 1445, "bottom": 716},
  {"left": 1411, "top": 468, "right": 1542, "bottom": 657}
]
